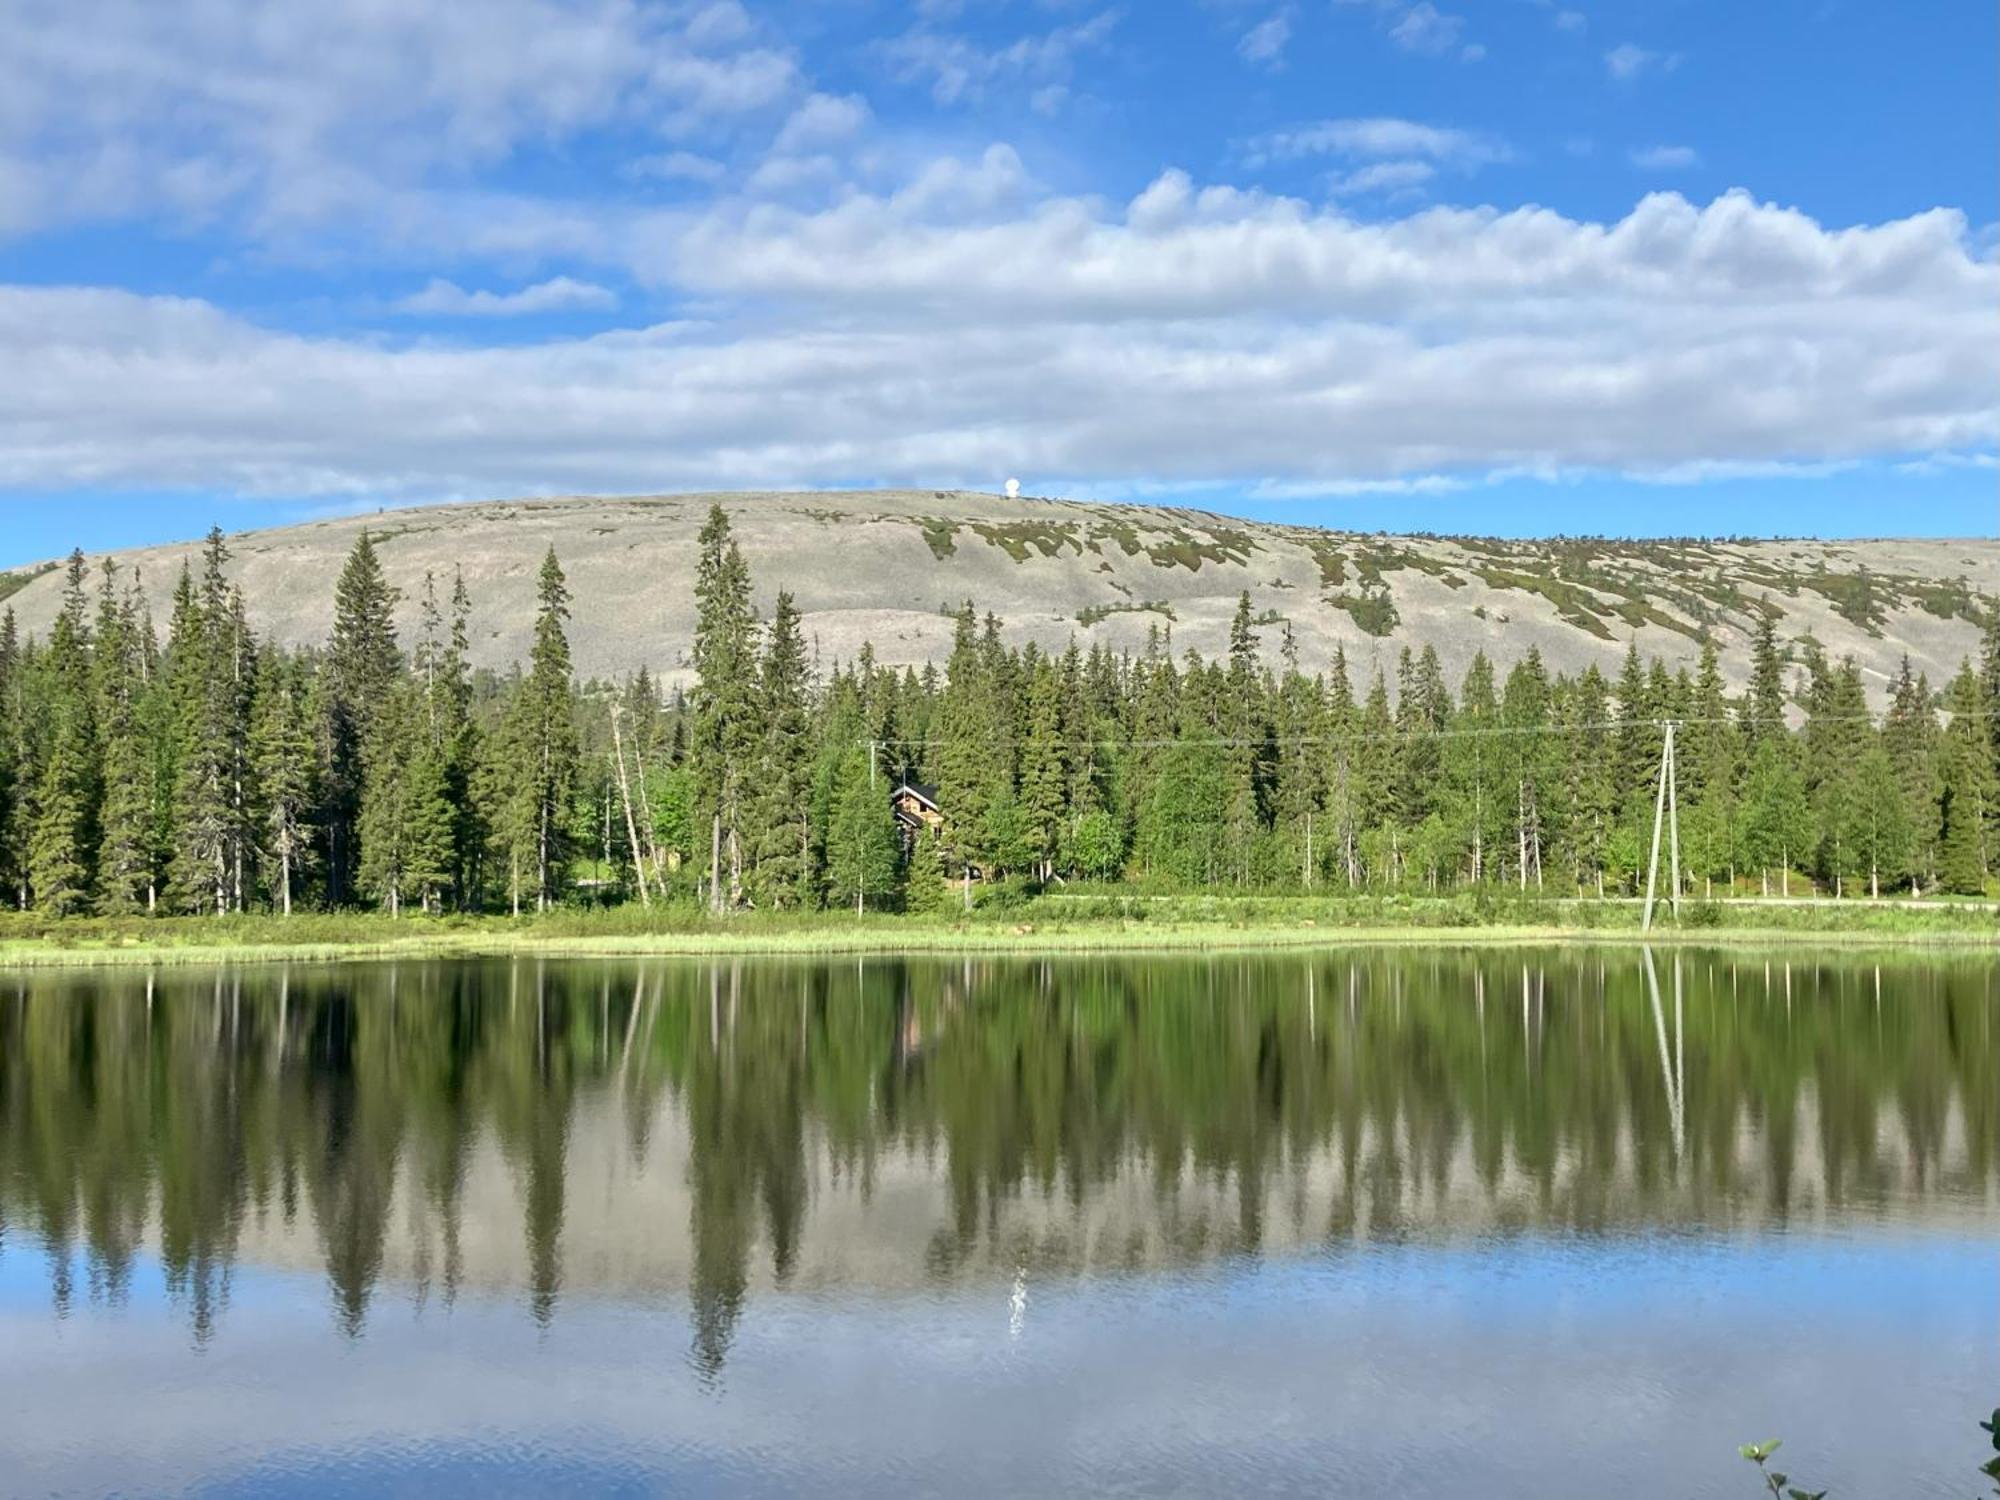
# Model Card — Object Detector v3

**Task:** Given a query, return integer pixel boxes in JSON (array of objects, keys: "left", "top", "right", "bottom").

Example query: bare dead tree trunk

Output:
[
  {"left": 610, "top": 706, "right": 650, "bottom": 906},
  {"left": 710, "top": 813, "right": 723, "bottom": 915}
]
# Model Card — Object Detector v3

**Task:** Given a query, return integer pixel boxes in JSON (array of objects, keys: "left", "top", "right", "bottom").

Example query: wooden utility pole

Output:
[{"left": 1641, "top": 721, "right": 1681, "bottom": 933}]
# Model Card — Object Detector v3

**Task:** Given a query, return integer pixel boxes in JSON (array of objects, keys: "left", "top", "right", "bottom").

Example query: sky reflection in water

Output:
[{"left": 0, "top": 950, "right": 1993, "bottom": 1497}]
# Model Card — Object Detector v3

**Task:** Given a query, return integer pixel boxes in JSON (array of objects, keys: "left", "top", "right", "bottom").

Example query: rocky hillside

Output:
[{"left": 3, "top": 491, "right": 1994, "bottom": 700}]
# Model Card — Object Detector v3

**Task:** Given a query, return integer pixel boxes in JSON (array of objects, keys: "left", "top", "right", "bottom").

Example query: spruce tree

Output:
[
  {"left": 1448, "top": 652, "right": 1500, "bottom": 884},
  {"left": 357, "top": 676, "right": 418, "bottom": 914},
  {"left": 164, "top": 564, "right": 222, "bottom": 912},
  {"left": 1745, "top": 606, "right": 1788, "bottom": 746},
  {"left": 1983, "top": 612, "right": 2000, "bottom": 860},
  {"left": 1562, "top": 665, "right": 1615, "bottom": 894},
  {"left": 30, "top": 552, "right": 98, "bottom": 913},
  {"left": 1803, "top": 654, "right": 1869, "bottom": 893},
  {"left": 826, "top": 749, "right": 899, "bottom": 914},
  {"left": 1500, "top": 650, "right": 1553, "bottom": 891},
  {"left": 251, "top": 648, "right": 318, "bottom": 915},
  {"left": 1126, "top": 645, "right": 1179, "bottom": 873},
  {"left": 1017, "top": 654, "right": 1067, "bottom": 882},
  {"left": 1271, "top": 634, "right": 1327, "bottom": 887},
  {"left": 0, "top": 611, "right": 19, "bottom": 906},
  {"left": 749, "top": 591, "right": 814, "bottom": 907},
  {"left": 325, "top": 531, "right": 401, "bottom": 904},
  {"left": 402, "top": 572, "right": 470, "bottom": 913},
  {"left": 1938, "top": 660, "right": 1993, "bottom": 895},
  {"left": 1220, "top": 593, "right": 1266, "bottom": 885},
  {"left": 688, "top": 505, "right": 760, "bottom": 911},
  {"left": 1321, "top": 646, "right": 1361, "bottom": 887},
  {"left": 1058, "top": 641, "right": 1103, "bottom": 832},
  {"left": 1682, "top": 639, "right": 1740, "bottom": 892},
  {"left": 92, "top": 561, "right": 153, "bottom": 914},
  {"left": 217, "top": 583, "right": 259, "bottom": 911},
  {"left": 501, "top": 548, "right": 580, "bottom": 910},
  {"left": 932, "top": 603, "right": 1008, "bottom": 886},
  {"left": 1355, "top": 669, "right": 1397, "bottom": 885},
  {"left": 164, "top": 531, "right": 258, "bottom": 913},
  {"left": 443, "top": 571, "right": 483, "bottom": 906},
  {"left": 1141, "top": 659, "right": 1228, "bottom": 886},
  {"left": 1883, "top": 657, "right": 1941, "bottom": 891}
]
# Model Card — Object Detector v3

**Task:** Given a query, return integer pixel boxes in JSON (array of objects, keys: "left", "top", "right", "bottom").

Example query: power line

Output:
[{"left": 863, "top": 707, "right": 2000, "bottom": 753}]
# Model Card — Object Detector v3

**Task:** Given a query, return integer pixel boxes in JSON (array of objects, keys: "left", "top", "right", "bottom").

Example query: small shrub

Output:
[{"left": 1738, "top": 1438, "right": 1825, "bottom": 1499}]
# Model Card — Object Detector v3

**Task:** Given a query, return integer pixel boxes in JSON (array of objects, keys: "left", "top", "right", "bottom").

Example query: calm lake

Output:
[{"left": 0, "top": 951, "right": 1993, "bottom": 1497}]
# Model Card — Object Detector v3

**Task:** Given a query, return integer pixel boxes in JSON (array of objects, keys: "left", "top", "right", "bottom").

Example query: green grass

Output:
[{"left": 0, "top": 892, "right": 1988, "bottom": 967}]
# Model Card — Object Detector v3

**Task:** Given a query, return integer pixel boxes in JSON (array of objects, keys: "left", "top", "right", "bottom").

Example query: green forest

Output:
[{"left": 1, "top": 505, "right": 1996, "bottom": 923}]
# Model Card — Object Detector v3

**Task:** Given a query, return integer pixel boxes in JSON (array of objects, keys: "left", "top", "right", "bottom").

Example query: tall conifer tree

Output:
[
  {"left": 30, "top": 552, "right": 98, "bottom": 913},
  {"left": 749, "top": 591, "right": 814, "bottom": 906},
  {"left": 326, "top": 531, "right": 400, "bottom": 904},
  {"left": 688, "top": 506, "right": 760, "bottom": 911},
  {"left": 93, "top": 561, "right": 153, "bottom": 914}
]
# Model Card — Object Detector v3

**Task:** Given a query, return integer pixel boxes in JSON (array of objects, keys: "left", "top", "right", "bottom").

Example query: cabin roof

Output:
[{"left": 891, "top": 782, "right": 941, "bottom": 810}]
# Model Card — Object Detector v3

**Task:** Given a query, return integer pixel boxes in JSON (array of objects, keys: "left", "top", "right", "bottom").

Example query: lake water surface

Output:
[{"left": 0, "top": 950, "right": 1993, "bottom": 1497}]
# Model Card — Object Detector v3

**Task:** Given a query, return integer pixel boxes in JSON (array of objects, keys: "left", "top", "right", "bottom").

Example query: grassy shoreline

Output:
[{"left": 0, "top": 895, "right": 1992, "bottom": 967}]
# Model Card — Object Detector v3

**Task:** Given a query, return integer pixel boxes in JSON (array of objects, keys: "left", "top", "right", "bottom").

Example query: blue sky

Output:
[{"left": 0, "top": 0, "right": 1993, "bottom": 565}]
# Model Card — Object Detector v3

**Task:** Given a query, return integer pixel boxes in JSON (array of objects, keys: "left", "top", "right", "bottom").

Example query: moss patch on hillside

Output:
[
  {"left": 0, "top": 560, "right": 57, "bottom": 606},
  {"left": 1077, "top": 599, "right": 1176, "bottom": 627}
]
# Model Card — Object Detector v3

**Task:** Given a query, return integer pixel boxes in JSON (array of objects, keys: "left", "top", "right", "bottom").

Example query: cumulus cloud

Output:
[
  {"left": 0, "top": 0, "right": 798, "bottom": 240},
  {"left": 392, "top": 276, "right": 616, "bottom": 316},
  {"left": 1630, "top": 144, "right": 1699, "bottom": 170},
  {"left": 1, "top": 180, "right": 1990, "bottom": 500}
]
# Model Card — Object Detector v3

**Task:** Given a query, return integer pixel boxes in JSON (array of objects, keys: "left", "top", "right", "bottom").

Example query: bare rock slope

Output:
[{"left": 4, "top": 491, "right": 1994, "bottom": 700}]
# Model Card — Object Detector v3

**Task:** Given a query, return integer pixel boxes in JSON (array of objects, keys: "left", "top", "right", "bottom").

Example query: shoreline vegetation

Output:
[
  {"left": 0, "top": 893, "right": 1992, "bottom": 967},
  {"left": 1, "top": 507, "right": 1996, "bottom": 953}
]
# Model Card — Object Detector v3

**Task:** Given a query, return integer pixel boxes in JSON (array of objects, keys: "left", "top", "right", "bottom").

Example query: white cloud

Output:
[
  {"left": 0, "top": 0, "right": 799, "bottom": 241},
  {"left": 1630, "top": 144, "right": 1699, "bottom": 171},
  {"left": 744, "top": 153, "right": 842, "bottom": 198},
  {"left": 1389, "top": 2, "right": 1463, "bottom": 53},
  {"left": 623, "top": 151, "right": 728, "bottom": 184},
  {"left": 0, "top": 182, "right": 1989, "bottom": 500},
  {"left": 1029, "top": 85, "right": 1071, "bottom": 117},
  {"left": 1554, "top": 10, "right": 1586, "bottom": 34},
  {"left": 772, "top": 93, "right": 870, "bottom": 154},
  {"left": 1326, "top": 160, "right": 1436, "bottom": 196},
  {"left": 1246, "top": 117, "right": 1509, "bottom": 169},
  {"left": 882, "top": 11, "right": 1118, "bottom": 108},
  {"left": 683, "top": 0, "right": 752, "bottom": 50},
  {"left": 1605, "top": 43, "right": 1681, "bottom": 80},
  {"left": 1238, "top": 13, "right": 1292, "bottom": 68},
  {"left": 1338, "top": 0, "right": 1480, "bottom": 61},
  {"left": 393, "top": 276, "right": 616, "bottom": 317}
]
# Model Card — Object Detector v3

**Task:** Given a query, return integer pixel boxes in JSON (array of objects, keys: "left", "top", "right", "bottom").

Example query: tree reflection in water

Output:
[{"left": 0, "top": 951, "right": 1992, "bottom": 1375}]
